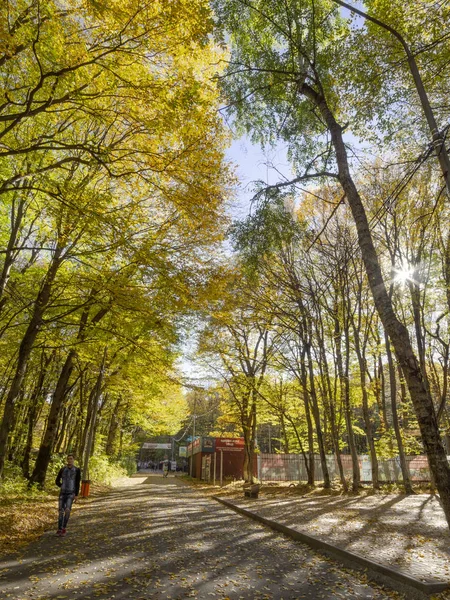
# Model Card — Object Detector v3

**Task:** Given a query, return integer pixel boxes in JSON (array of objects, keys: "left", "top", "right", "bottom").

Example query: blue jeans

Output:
[{"left": 58, "top": 493, "right": 74, "bottom": 529}]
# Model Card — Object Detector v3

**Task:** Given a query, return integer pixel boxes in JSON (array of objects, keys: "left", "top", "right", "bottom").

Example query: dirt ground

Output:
[{"left": 2, "top": 475, "right": 449, "bottom": 599}]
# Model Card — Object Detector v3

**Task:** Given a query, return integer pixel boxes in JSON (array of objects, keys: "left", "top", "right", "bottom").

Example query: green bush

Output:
[
  {"left": 89, "top": 454, "right": 129, "bottom": 485},
  {"left": 0, "top": 453, "right": 136, "bottom": 500},
  {"left": 117, "top": 455, "right": 137, "bottom": 476},
  {"left": 0, "top": 461, "right": 51, "bottom": 502}
]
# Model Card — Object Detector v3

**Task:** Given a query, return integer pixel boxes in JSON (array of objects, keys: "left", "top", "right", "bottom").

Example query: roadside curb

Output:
[{"left": 213, "top": 496, "right": 449, "bottom": 599}]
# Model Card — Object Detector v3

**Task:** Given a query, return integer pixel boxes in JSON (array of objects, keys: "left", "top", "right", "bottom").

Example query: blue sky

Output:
[{"left": 225, "top": 136, "right": 295, "bottom": 220}]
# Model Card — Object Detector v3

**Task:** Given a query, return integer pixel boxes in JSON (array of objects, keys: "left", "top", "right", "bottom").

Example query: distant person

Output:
[
  {"left": 55, "top": 454, "right": 81, "bottom": 537},
  {"left": 163, "top": 460, "right": 169, "bottom": 477}
]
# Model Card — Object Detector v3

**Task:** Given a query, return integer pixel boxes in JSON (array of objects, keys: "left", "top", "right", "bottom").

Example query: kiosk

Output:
[{"left": 187, "top": 437, "right": 256, "bottom": 484}]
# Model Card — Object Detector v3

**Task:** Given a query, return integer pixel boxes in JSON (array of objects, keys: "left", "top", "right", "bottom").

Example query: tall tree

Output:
[{"left": 214, "top": 0, "right": 450, "bottom": 525}]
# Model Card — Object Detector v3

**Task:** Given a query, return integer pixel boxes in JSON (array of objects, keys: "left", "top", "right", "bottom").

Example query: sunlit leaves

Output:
[{"left": 0, "top": 0, "right": 233, "bottom": 476}]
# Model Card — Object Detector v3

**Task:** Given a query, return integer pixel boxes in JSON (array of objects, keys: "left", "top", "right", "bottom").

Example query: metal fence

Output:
[{"left": 257, "top": 453, "right": 434, "bottom": 483}]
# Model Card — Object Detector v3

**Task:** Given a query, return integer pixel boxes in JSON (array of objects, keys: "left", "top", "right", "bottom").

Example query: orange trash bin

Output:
[{"left": 80, "top": 480, "right": 91, "bottom": 497}]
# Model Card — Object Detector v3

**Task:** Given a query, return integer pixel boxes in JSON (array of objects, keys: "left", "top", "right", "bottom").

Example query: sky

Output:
[
  {"left": 225, "top": 137, "right": 295, "bottom": 220},
  {"left": 178, "top": 125, "right": 374, "bottom": 383}
]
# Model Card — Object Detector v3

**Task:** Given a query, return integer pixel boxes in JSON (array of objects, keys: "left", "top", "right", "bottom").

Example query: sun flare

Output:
[{"left": 393, "top": 265, "right": 414, "bottom": 285}]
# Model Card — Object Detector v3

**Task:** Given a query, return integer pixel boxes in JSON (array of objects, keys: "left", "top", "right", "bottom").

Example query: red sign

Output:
[{"left": 215, "top": 438, "right": 245, "bottom": 451}]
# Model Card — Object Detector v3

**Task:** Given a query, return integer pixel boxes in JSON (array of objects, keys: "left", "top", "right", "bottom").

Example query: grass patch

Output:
[
  {"left": 0, "top": 480, "right": 117, "bottom": 557},
  {"left": 181, "top": 476, "right": 436, "bottom": 500},
  {"left": 180, "top": 475, "right": 250, "bottom": 498}
]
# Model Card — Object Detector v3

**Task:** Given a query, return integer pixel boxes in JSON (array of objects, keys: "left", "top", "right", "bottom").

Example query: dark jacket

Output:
[{"left": 55, "top": 466, "right": 81, "bottom": 496}]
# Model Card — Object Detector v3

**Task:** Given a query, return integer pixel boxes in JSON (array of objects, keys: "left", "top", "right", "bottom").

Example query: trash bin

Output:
[{"left": 80, "top": 480, "right": 91, "bottom": 497}]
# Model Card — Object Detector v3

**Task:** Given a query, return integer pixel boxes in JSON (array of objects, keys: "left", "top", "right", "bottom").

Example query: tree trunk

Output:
[
  {"left": 305, "top": 343, "right": 330, "bottom": 488},
  {"left": 345, "top": 321, "right": 360, "bottom": 491},
  {"left": 0, "top": 194, "right": 26, "bottom": 317},
  {"left": 316, "top": 328, "right": 347, "bottom": 489},
  {"left": 409, "top": 278, "right": 429, "bottom": 388},
  {"left": 22, "top": 406, "right": 36, "bottom": 480},
  {"left": 65, "top": 415, "right": 77, "bottom": 454},
  {"left": 30, "top": 302, "right": 107, "bottom": 485},
  {"left": 242, "top": 396, "right": 257, "bottom": 483},
  {"left": 21, "top": 352, "right": 53, "bottom": 478},
  {"left": 82, "top": 350, "right": 107, "bottom": 480},
  {"left": 0, "top": 247, "right": 63, "bottom": 478},
  {"left": 397, "top": 364, "right": 410, "bottom": 428},
  {"left": 352, "top": 318, "right": 380, "bottom": 489},
  {"left": 285, "top": 411, "right": 313, "bottom": 484},
  {"left": 303, "top": 83, "right": 450, "bottom": 526},
  {"left": 75, "top": 371, "right": 89, "bottom": 461},
  {"left": 92, "top": 393, "right": 108, "bottom": 455},
  {"left": 280, "top": 412, "right": 289, "bottom": 453},
  {"left": 335, "top": 310, "right": 360, "bottom": 491},
  {"left": 105, "top": 396, "right": 122, "bottom": 456},
  {"left": 378, "top": 354, "right": 389, "bottom": 432},
  {"left": 9, "top": 396, "right": 28, "bottom": 462},
  {"left": 55, "top": 405, "right": 71, "bottom": 454},
  {"left": 30, "top": 349, "right": 76, "bottom": 486},
  {"left": 79, "top": 383, "right": 91, "bottom": 467},
  {"left": 385, "top": 334, "right": 414, "bottom": 493},
  {"left": 299, "top": 352, "right": 315, "bottom": 484}
]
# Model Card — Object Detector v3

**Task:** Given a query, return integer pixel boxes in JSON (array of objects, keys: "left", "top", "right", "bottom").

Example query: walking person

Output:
[{"left": 55, "top": 454, "right": 81, "bottom": 537}]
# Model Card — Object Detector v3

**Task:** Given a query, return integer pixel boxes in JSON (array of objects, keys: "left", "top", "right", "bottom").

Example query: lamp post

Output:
[{"left": 189, "top": 414, "right": 196, "bottom": 477}]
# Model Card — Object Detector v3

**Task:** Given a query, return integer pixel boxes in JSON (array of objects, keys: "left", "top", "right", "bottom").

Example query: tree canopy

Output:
[
  {"left": 0, "top": 0, "right": 232, "bottom": 484},
  {"left": 3, "top": 0, "right": 450, "bottom": 536}
]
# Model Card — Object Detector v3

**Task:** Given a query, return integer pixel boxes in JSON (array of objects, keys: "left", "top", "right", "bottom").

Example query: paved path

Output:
[
  {"left": 228, "top": 491, "right": 450, "bottom": 583},
  {"left": 0, "top": 476, "right": 400, "bottom": 600}
]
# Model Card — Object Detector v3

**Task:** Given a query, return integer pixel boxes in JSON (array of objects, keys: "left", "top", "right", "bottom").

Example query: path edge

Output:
[{"left": 213, "top": 496, "right": 448, "bottom": 600}]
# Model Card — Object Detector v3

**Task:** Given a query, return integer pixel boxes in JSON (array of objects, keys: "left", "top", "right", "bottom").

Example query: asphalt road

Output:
[{"left": 0, "top": 475, "right": 401, "bottom": 599}]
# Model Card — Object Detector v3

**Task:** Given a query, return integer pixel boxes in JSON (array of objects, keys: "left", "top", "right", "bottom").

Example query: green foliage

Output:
[
  {"left": 335, "top": 0, "right": 450, "bottom": 149},
  {"left": 45, "top": 454, "right": 68, "bottom": 486},
  {"left": 116, "top": 456, "right": 137, "bottom": 477},
  {"left": 0, "top": 0, "right": 233, "bottom": 485},
  {"left": 230, "top": 191, "right": 303, "bottom": 273},
  {"left": 0, "top": 463, "right": 50, "bottom": 502},
  {"left": 204, "top": 0, "right": 450, "bottom": 493},
  {"left": 373, "top": 429, "right": 418, "bottom": 460},
  {"left": 213, "top": 0, "right": 347, "bottom": 169},
  {"left": 89, "top": 454, "right": 129, "bottom": 485}
]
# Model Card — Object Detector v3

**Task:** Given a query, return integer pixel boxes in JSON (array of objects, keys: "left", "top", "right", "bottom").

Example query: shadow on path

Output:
[{"left": 0, "top": 477, "right": 399, "bottom": 600}]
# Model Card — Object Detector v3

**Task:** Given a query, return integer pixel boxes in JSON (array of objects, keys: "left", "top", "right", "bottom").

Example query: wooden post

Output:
[
  {"left": 213, "top": 452, "right": 216, "bottom": 486},
  {"left": 220, "top": 450, "right": 223, "bottom": 487}
]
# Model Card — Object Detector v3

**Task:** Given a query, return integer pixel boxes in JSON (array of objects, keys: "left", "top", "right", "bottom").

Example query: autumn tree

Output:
[
  {"left": 0, "top": 0, "right": 231, "bottom": 482},
  {"left": 213, "top": 0, "right": 450, "bottom": 523},
  {"left": 198, "top": 267, "right": 275, "bottom": 483}
]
